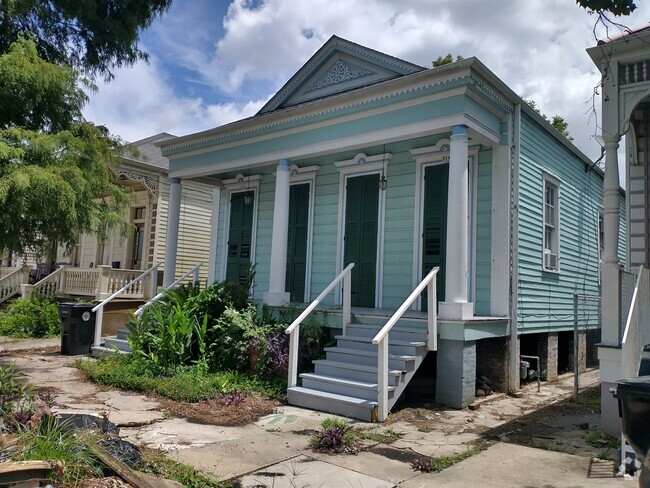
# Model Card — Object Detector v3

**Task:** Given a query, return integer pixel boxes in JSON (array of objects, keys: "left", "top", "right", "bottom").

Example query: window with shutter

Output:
[
  {"left": 226, "top": 191, "right": 254, "bottom": 284},
  {"left": 422, "top": 164, "right": 448, "bottom": 308},
  {"left": 344, "top": 174, "right": 379, "bottom": 307},
  {"left": 285, "top": 183, "right": 310, "bottom": 302}
]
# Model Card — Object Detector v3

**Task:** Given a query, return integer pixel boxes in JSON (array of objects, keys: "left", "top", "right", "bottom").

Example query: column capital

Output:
[
  {"left": 451, "top": 125, "right": 468, "bottom": 141},
  {"left": 278, "top": 158, "right": 290, "bottom": 167},
  {"left": 602, "top": 134, "right": 621, "bottom": 150},
  {"left": 170, "top": 176, "right": 182, "bottom": 184}
]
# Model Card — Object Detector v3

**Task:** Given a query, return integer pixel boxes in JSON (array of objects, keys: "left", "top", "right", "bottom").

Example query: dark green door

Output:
[
  {"left": 226, "top": 191, "right": 254, "bottom": 284},
  {"left": 344, "top": 174, "right": 379, "bottom": 308},
  {"left": 422, "top": 164, "right": 448, "bottom": 308},
  {"left": 286, "top": 183, "right": 309, "bottom": 302}
]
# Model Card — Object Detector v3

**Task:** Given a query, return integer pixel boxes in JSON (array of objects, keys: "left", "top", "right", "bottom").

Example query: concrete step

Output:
[
  {"left": 299, "top": 373, "right": 395, "bottom": 401},
  {"left": 287, "top": 386, "right": 377, "bottom": 422},
  {"left": 313, "top": 359, "right": 404, "bottom": 386},
  {"left": 345, "top": 323, "right": 428, "bottom": 342},
  {"left": 323, "top": 346, "right": 416, "bottom": 370},
  {"left": 116, "top": 328, "right": 130, "bottom": 340},
  {"left": 91, "top": 345, "right": 128, "bottom": 358},
  {"left": 334, "top": 335, "right": 426, "bottom": 356},
  {"left": 103, "top": 337, "right": 131, "bottom": 353}
]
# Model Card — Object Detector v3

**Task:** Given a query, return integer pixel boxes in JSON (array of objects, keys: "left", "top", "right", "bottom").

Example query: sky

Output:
[{"left": 83, "top": 0, "right": 650, "bottom": 162}]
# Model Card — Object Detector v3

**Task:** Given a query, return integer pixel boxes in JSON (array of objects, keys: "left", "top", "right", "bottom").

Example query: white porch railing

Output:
[
  {"left": 621, "top": 265, "right": 650, "bottom": 379},
  {"left": 372, "top": 266, "right": 439, "bottom": 421},
  {"left": 63, "top": 268, "right": 100, "bottom": 296},
  {"left": 92, "top": 263, "right": 160, "bottom": 347},
  {"left": 0, "top": 267, "right": 30, "bottom": 304},
  {"left": 285, "top": 263, "right": 354, "bottom": 388},
  {"left": 133, "top": 262, "right": 203, "bottom": 318},
  {"left": 0, "top": 266, "right": 19, "bottom": 279},
  {"left": 26, "top": 267, "right": 66, "bottom": 298}
]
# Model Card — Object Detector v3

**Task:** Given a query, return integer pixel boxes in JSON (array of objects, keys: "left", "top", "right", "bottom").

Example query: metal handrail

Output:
[
  {"left": 133, "top": 262, "right": 203, "bottom": 318},
  {"left": 92, "top": 263, "right": 160, "bottom": 348},
  {"left": 373, "top": 266, "right": 439, "bottom": 422},
  {"left": 285, "top": 262, "right": 355, "bottom": 388}
]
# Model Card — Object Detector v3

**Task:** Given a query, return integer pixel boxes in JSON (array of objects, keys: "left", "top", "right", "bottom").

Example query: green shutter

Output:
[
  {"left": 286, "top": 183, "right": 309, "bottom": 302},
  {"left": 344, "top": 174, "right": 379, "bottom": 307},
  {"left": 422, "top": 164, "right": 448, "bottom": 308},
  {"left": 226, "top": 191, "right": 254, "bottom": 284}
]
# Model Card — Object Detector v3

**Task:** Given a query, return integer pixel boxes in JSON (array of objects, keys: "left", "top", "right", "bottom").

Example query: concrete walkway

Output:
[{"left": 0, "top": 338, "right": 630, "bottom": 487}]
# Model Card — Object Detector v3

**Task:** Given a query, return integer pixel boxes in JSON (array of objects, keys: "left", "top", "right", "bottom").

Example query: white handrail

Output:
[
  {"left": 621, "top": 265, "right": 650, "bottom": 379},
  {"left": 133, "top": 262, "right": 203, "bottom": 318},
  {"left": 285, "top": 262, "right": 355, "bottom": 388},
  {"left": 92, "top": 263, "right": 160, "bottom": 348},
  {"left": 373, "top": 266, "right": 439, "bottom": 422},
  {"left": 0, "top": 267, "right": 29, "bottom": 304}
]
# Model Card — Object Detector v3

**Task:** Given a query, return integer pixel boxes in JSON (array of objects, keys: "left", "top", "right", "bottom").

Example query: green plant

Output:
[
  {"left": 140, "top": 447, "right": 224, "bottom": 488},
  {"left": 584, "top": 427, "right": 619, "bottom": 449},
  {"left": 311, "top": 417, "right": 358, "bottom": 453},
  {"left": 0, "top": 297, "right": 60, "bottom": 338},
  {"left": 429, "top": 447, "right": 482, "bottom": 473}
]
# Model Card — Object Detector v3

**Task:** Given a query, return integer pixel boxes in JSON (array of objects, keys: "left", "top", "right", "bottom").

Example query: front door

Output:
[
  {"left": 226, "top": 191, "right": 254, "bottom": 284},
  {"left": 422, "top": 164, "right": 448, "bottom": 307},
  {"left": 344, "top": 174, "right": 379, "bottom": 308},
  {"left": 286, "top": 183, "right": 310, "bottom": 302}
]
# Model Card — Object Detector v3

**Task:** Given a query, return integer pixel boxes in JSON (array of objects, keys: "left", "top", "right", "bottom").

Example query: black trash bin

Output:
[
  {"left": 613, "top": 375, "right": 650, "bottom": 485},
  {"left": 59, "top": 303, "right": 96, "bottom": 355}
]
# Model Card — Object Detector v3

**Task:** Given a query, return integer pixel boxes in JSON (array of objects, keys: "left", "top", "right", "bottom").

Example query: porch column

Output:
[
  {"left": 207, "top": 186, "right": 222, "bottom": 286},
  {"left": 439, "top": 125, "right": 473, "bottom": 320},
  {"left": 163, "top": 177, "right": 182, "bottom": 287},
  {"left": 263, "top": 159, "right": 291, "bottom": 306},
  {"left": 599, "top": 134, "right": 623, "bottom": 435}
]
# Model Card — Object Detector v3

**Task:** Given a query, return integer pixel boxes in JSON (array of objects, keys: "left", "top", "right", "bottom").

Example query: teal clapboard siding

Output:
[
  {"left": 517, "top": 113, "right": 604, "bottom": 334},
  {"left": 474, "top": 149, "right": 493, "bottom": 316}
]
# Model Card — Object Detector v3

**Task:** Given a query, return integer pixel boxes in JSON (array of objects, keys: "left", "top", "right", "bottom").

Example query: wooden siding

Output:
[
  {"left": 517, "top": 113, "right": 608, "bottom": 334},
  {"left": 474, "top": 149, "right": 492, "bottom": 315}
]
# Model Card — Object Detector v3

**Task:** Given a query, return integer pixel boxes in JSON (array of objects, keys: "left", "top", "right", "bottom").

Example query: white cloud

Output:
[{"left": 83, "top": 56, "right": 265, "bottom": 142}]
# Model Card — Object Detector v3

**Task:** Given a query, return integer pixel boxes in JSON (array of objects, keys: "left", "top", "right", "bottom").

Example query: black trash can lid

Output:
[{"left": 616, "top": 376, "right": 650, "bottom": 399}]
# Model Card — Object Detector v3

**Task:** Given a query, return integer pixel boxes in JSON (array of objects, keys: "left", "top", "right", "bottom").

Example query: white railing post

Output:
[
  {"left": 148, "top": 263, "right": 159, "bottom": 299},
  {"left": 193, "top": 264, "right": 200, "bottom": 285},
  {"left": 58, "top": 265, "right": 69, "bottom": 294},
  {"left": 343, "top": 271, "right": 351, "bottom": 335},
  {"left": 427, "top": 280, "right": 437, "bottom": 351},
  {"left": 94, "top": 304, "right": 104, "bottom": 348},
  {"left": 21, "top": 283, "right": 34, "bottom": 300},
  {"left": 96, "top": 265, "right": 112, "bottom": 301},
  {"left": 288, "top": 329, "right": 299, "bottom": 388},
  {"left": 377, "top": 337, "right": 389, "bottom": 422}
]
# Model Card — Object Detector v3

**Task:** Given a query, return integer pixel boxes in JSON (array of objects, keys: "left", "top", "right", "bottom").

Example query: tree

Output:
[
  {"left": 432, "top": 53, "right": 464, "bottom": 67},
  {"left": 525, "top": 99, "right": 574, "bottom": 141},
  {"left": 0, "top": 0, "right": 172, "bottom": 79},
  {"left": 576, "top": 0, "right": 636, "bottom": 16},
  {"left": 0, "top": 39, "right": 129, "bottom": 259}
]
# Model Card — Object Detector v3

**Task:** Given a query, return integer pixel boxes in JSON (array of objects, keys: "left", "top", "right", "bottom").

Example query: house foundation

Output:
[
  {"left": 436, "top": 339, "right": 476, "bottom": 408},
  {"left": 475, "top": 336, "right": 508, "bottom": 393}
]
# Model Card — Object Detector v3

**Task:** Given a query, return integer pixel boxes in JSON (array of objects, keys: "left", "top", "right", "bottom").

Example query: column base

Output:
[
  {"left": 263, "top": 291, "right": 291, "bottom": 307},
  {"left": 438, "top": 301, "right": 474, "bottom": 320},
  {"left": 436, "top": 338, "right": 476, "bottom": 408}
]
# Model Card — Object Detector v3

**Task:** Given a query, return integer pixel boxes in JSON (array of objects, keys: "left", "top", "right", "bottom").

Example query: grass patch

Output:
[
  {"left": 140, "top": 447, "right": 228, "bottom": 488},
  {"left": 429, "top": 447, "right": 482, "bottom": 473},
  {"left": 76, "top": 354, "right": 286, "bottom": 402},
  {"left": 574, "top": 386, "right": 601, "bottom": 411},
  {"left": 357, "top": 427, "right": 405, "bottom": 444},
  {"left": 584, "top": 427, "right": 619, "bottom": 449}
]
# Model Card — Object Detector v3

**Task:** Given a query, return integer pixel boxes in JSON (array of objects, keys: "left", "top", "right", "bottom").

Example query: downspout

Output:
[{"left": 509, "top": 104, "right": 522, "bottom": 393}]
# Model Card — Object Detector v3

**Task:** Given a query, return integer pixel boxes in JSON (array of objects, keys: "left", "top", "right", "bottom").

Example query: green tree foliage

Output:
[
  {"left": 525, "top": 99, "right": 574, "bottom": 141},
  {"left": 0, "top": 38, "right": 129, "bottom": 259},
  {"left": 0, "top": 0, "right": 172, "bottom": 79},
  {"left": 576, "top": 0, "right": 636, "bottom": 16},
  {"left": 432, "top": 53, "right": 464, "bottom": 67}
]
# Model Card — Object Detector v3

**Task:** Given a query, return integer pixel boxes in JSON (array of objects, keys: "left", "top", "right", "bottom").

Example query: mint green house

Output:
[{"left": 157, "top": 37, "right": 624, "bottom": 421}]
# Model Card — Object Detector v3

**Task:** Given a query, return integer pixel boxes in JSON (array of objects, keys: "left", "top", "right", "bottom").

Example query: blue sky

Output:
[{"left": 83, "top": 0, "right": 650, "bottom": 162}]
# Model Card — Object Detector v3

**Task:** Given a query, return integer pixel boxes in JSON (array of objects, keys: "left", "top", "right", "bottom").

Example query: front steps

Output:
[
  {"left": 91, "top": 328, "right": 131, "bottom": 357},
  {"left": 287, "top": 322, "right": 428, "bottom": 421}
]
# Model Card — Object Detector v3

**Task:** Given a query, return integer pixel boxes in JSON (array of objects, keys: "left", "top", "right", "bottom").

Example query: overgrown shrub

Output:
[{"left": 0, "top": 297, "right": 60, "bottom": 337}]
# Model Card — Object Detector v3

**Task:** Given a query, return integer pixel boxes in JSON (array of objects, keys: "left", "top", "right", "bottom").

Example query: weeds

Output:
[
  {"left": 410, "top": 457, "right": 433, "bottom": 472},
  {"left": 222, "top": 388, "right": 246, "bottom": 406},
  {"left": 310, "top": 417, "right": 358, "bottom": 453},
  {"left": 428, "top": 447, "right": 482, "bottom": 473},
  {"left": 584, "top": 427, "right": 619, "bottom": 449}
]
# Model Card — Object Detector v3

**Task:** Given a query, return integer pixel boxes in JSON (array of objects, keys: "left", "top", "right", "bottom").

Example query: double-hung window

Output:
[{"left": 543, "top": 175, "right": 560, "bottom": 271}]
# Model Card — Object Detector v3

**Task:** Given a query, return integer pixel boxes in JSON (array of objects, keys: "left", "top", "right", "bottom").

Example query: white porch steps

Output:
[
  {"left": 91, "top": 328, "right": 131, "bottom": 357},
  {"left": 287, "top": 322, "right": 428, "bottom": 422}
]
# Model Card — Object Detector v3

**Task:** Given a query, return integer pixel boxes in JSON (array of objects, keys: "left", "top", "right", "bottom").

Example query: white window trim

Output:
[
  {"left": 288, "top": 164, "right": 319, "bottom": 302},
  {"left": 220, "top": 173, "right": 261, "bottom": 282},
  {"left": 334, "top": 152, "right": 389, "bottom": 307},
  {"left": 410, "top": 140, "right": 480, "bottom": 310},
  {"left": 542, "top": 172, "right": 561, "bottom": 273}
]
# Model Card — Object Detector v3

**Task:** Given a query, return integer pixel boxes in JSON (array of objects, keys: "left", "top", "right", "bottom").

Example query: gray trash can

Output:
[{"left": 59, "top": 303, "right": 96, "bottom": 355}]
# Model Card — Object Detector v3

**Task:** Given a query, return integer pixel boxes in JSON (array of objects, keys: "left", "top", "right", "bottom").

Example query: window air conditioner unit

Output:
[{"left": 544, "top": 251, "right": 558, "bottom": 270}]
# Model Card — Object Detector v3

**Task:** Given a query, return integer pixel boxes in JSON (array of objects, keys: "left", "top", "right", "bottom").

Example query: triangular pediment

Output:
[{"left": 258, "top": 36, "right": 425, "bottom": 114}]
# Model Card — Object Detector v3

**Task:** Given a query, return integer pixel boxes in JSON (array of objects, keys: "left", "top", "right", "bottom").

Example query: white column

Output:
[
  {"left": 439, "top": 125, "right": 473, "bottom": 320},
  {"left": 206, "top": 186, "right": 222, "bottom": 286},
  {"left": 601, "top": 136, "right": 622, "bottom": 346},
  {"left": 263, "top": 159, "right": 291, "bottom": 306},
  {"left": 163, "top": 177, "right": 182, "bottom": 287}
]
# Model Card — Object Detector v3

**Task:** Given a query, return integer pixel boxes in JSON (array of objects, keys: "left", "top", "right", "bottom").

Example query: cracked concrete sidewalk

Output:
[{"left": 0, "top": 337, "right": 629, "bottom": 487}]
